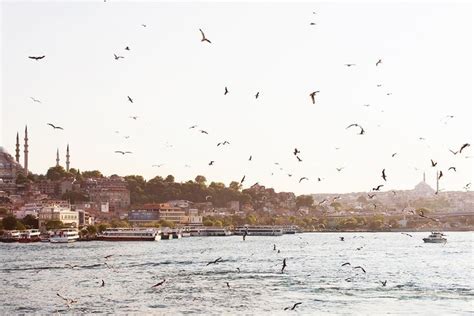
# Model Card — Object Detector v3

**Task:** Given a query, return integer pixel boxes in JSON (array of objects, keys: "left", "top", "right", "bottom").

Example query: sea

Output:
[{"left": 0, "top": 232, "right": 473, "bottom": 315}]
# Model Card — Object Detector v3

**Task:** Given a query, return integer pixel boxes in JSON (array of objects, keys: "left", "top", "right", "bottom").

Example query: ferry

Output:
[
  {"left": 0, "top": 230, "right": 21, "bottom": 243},
  {"left": 234, "top": 225, "right": 284, "bottom": 236},
  {"left": 49, "top": 229, "right": 80, "bottom": 243},
  {"left": 97, "top": 228, "right": 161, "bottom": 241},
  {"left": 423, "top": 232, "right": 447, "bottom": 243},
  {"left": 160, "top": 228, "right": 181, "bottom": 240},
  {"left": 187, "top": 227, "right": 232, "bottom": 237},
  {"left": 18, "top": 229, "right": 41, "bottom": 243}
]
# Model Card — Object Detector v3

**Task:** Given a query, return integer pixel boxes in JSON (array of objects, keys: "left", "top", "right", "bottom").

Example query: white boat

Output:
[
  {"left": 187, "top": 227, "right": 232, "bottom": 237},
  {"left": 423, "top": 232, "right": 447, "bottom": 243},
  {"left": 49, "top": 229, "right": 79, "bottom": 243},
  {"left": 234, "top": 225, "right": 283, "bottom": 236},
  {"left": 18, "top": 229, "right": 41, "bottom": 243},
  {"left": 97, "top": 228, "right": 161, "bottom": 241},
  {"left": 0, "top": 230, "right": 21, "bottom": 243}
]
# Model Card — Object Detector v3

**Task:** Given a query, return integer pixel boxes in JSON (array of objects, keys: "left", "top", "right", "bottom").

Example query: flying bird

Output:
[
  {"left": 152, "top": 164, "right": 165, "bottom": 168},
  {"left": 189, "top": 125, "right": 198, "bottom": 129},
  {"left": 293, "top": 148, "right": 300, "bottom": 156},
  {"left": 248, "top": 155, "right": 252, "bottom": 161},
  {"left": 380, "top": 280, "right": 387, "bottom": 287},
  {"left": 208, "top": 161, "right": 214, "bottom": 166},
  {"left": 392, "top": 153, "right": 397, "bottom": 157},
  {"left": 372, "top": 185, "right": 384, "bottom": 191},
  {"left": 151, "top": 279, "right": 166, "bottom": 288},
  {"left": 104, "top": 255, "right": 113, "bottom": 259},
  {"left": 438, "top": 171, "right": 443, "bottom": 180},
  {"left": 101, "top": 280, "right": 105, "bottom": 287},
  {"left": 199, "top": 29, "right": 211, "bottom": 43},
  {"left": 284, "top": 302, "right": 302, "bottom": 311},
  {"left": 336, "top": 167, "right": 344, "bottom": 172},
  {"left": 127, "top": 96, "right": 133, "bottom": 103},
  {"left": 240, "top": 175, "right": 246, "bottom": 184},
  {"left": 47, "top": 123, "right": 64, "bottom": 130},
  {"left": 206, "top": 257, "right": 223, "bottom": 266},
  {"left": 368, "top": 193, "right": 376, "bottom": 199},
  {"left": 129, "top": 116, "right": 138, "bottom": 120},
  {"left": 114, "top": 54, "right": 124, "bottom": 60},
  {"left": 345, "top": 63, "right": 356, "bottom": 67},
  {"left": 125, "top": 46, "right": 130, "bottom": 51},
  {"left": 318, "top": 199, "right": 327, "bottom": 205},
  {"left": 199, "top": 130, "right": 208, "bottom": 134},
  {"left": 296, "top": 156, "right": 302, "bottom": 162},
  {"left": 382, "top": 169, "right": 387, "bottom": 181},
  {"left": 205, "top": 195, "right": 212, "bottom": 200},
  {"left": 449, "top": 149, "right": 458, "bottom": 155},
  {"left": 353, "top": 266, "right": 366, "bottom": 273},
  {"left": 310, "top": 22, "right": 316, "bottom": 25},
  {"left": 430, "top": 159, "right": 437, "bottom": 167},
  {"left": 401, "top": 233, "right": 413, "bottom": 237},
  {"left": 339, "top": 237, "right": 344, "bottom": 241},
  {"left": 217, "top": 141, "right": 230, "bottom": 146},
  {"left": 448, "top": 167, "right": 456, "bottom": 172},
  {"left": 346, "top": 123, "right": 365, "bottom": 135},
  {"left": 376, "top": 59, "right": 382, "bottom": 66},
  {"left": 30, "top": 97, "right": 41, "bottom": 103},
  {"left": 299, "top": 177, "right": 308, "bottom": 183},
  {"left": 309, "top": 91, "right": 320, "bottom": 104},
  {"left": 341, "top": 262, "right": 351, "bottom": 267},
  {"left": 226, "top": 282, "right": 231, "bottom": 289},
  {"left": 28, "top": 55, "right": 45, "bottom": 60},
  {"left": 115, "top": 151, "right": 132, "bottom": 155},
  {"left": 458, "top": 143, "right": 470, "bottom": 154},
  {"left": 255, "top": 92, "right": 259, "bottom": 99}
]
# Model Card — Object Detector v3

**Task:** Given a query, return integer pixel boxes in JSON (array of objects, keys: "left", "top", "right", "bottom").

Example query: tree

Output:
[
  {"left": 46, "top": 166, "right": 67, "bottom": 181},
  {"left": 165, "top": 175, "right": 175, "bottom": 183},
  {"left": 158, "top": 220, "right": 175, "bottom": 228},
  {"left": 61, "top": 191, "right": 89, "bottom": 203},
  {"left": 229, "top": 181, "right": 242, "bottom": 191},
  {"left": 195, "top": 175, "right": 207, "bottom": 185},
  {"left": 2, "top": 216, "right": 18, "bottom": 230},
  {"left": 296, "top": 195, "right": 314, "bottom": 208},
  {"left": 16, "top": 173, "right": 29, "bottom": 185},
  {"left": 81, "top": 170, "right": 103, "bottom": 178},
  {"left": 86, "top": 225, "right": 97, "bottom": 236},
  {"left": 46, "top": 220, "right": 63, "bottom": 230},
  {"left": 203, "top": 219, "right": 214, "bottom": 226},
  {"left": 21, "top": 214, "right": 39, "bottom": 229},
  {"left": 97, "top": 224, "right": 108, "bottom": 233}
]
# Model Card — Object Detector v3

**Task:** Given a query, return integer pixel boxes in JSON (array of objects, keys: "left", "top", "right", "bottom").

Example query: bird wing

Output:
[
  {"left": 199, "top": 29, "right": 206, "bottom": 39},
  {"left": 346, "top": 123, "right": 358, "bottom": 129},
  {"left": 115, "top": 151, "right": 124, "bottom": 154},
  {"left": 47, "top": 123, "right": 55, "bottom": 128}
]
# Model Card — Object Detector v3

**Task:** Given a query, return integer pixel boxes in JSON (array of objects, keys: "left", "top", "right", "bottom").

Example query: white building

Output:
[{"left": 38, "top": 204, "right": 79, "bottom": 230}]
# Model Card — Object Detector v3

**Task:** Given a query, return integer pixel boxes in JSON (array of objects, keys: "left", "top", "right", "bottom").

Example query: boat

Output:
[
  {"left": 0, "top": 230, "right": 21, "bottom": 243},
  {"left": 49, "top": 229, "right": 79, "bottom": 243},
  {"left": 18, "top": 229, "right": 41, "bottom": 243},
  {"left": 187, "top": 227, "right": 232, "bottom": 237},
  {"left": 423, "top": 232, "right": 447, "bottom": 243},
  {"left": 234, "top": 225, "right": 283, "bottom": 236},
  {"left": 97, "top": 228, "right": 161, "bottom": 241}
]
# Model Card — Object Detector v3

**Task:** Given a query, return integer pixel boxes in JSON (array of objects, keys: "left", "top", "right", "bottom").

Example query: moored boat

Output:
[
  {"left": 18, "top": 229, "right": 41, "bottom": 243},
  {"left": 49, "top": 229, "right": 79, "bottom": 243},
  {"left": 187, "top": 227, "right": 232, "bottom": 237},
  {"left": 234, "top": 225, "right": 283, "bottom": 236},
  {"left": 97, "top": 228, "right": 161, "bottom": 241},
  {"left": 423, "top": 232, "right": 447, "bottom": 243},
  {"left": 0, "top": 230, "right": 21, "bottom": 243}
]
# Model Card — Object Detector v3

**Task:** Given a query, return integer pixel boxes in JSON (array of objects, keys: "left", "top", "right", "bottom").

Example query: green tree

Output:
[
  {"left": 229, "top": 181, "right": 242, "bottom": 191},
  {"left": 16, "top": 222, "right": 26, "bottom": 230},
  {"left": 195, "top": 175, "right": 207, "bottom": 185},
  {"left": 86, "top": 225, "right": 97, "bottom": 236},
  {"left": 81, "top": 170, "right": 103, "bottom": 178},
  {"left": 61, "top": 191, "right": 89, "bottom": 203},
  {"left": 97, "top": 224, "right": 108, "bottom": 233},
  {"left": 21, "top": 214, "right": 39, "bottom": 229},
  {"left": 16, "top": 173, "right": 29, "bottom": 185},
  {"left": 165, "top": 175, "right": 175, "bottom": 183},
  {"left": 2, "top": 216, "right": 18, "bottom": 230},
  {"left": 203, "top": 218, "right": 214, "bottom": 226},
  {"left": 46, "top": 220, "right": 64, "bottom": 230},
  {"left": 46, "top": 166, "right": 67, "bottom": 181}
]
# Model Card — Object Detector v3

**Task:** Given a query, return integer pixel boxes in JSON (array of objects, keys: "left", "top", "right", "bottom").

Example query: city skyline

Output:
[{"left": 1, "top": 2, "right": 472, "bottom": 195}]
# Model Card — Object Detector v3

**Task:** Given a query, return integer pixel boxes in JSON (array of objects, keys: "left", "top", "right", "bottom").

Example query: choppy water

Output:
[{"left": 0, "top": 232, "right": 473, "bottom": 315}]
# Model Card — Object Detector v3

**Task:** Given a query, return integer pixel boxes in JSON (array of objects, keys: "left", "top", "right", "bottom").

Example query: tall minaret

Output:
[
  {"left": 56, "top": 148, "right": 60, "bottom": 167},
  {"left": 66, "top": 144, "right": 70, "bottom": 172},
  {"left": 15, "top": 132, "right": 20, "bottom": 163},
  {"left": 23, "top": 126, "right": 29, "bottom": 175}
]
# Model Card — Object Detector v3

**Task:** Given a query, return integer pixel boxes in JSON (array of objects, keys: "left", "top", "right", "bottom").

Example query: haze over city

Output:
[{"left": 1, "top": 1, "right": 472, "bottom": 195}]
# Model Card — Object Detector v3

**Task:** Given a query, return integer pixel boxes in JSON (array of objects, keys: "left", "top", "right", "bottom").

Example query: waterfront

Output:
[{"left": 0, "top": 232, "right": 473, "bottom": 314}]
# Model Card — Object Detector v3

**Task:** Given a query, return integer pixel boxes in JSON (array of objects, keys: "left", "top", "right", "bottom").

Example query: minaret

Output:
[
  {"left": 56, "top": 148, "right": 60, "bottom": 167},
  {"left": 15, "top": 132, "right": 20, "bottom": 163},
  {"left": 23, "top": 126, "right": 29, "bottom": 175},
  {"left": 66, "top": 144, "right": 70, "bottom": 172}
]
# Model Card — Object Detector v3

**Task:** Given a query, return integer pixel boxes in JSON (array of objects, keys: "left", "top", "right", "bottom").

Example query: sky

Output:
[{"left": 1, "top": 1, "right": 472, "bottom": 195}]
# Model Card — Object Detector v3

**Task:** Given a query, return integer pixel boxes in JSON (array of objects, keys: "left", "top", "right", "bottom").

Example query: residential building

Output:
[{"left": 38, "top": 204, "right": 79, "bottom": 230}]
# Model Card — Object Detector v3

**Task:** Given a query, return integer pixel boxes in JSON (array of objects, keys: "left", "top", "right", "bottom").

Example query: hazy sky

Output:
[{"left": 1, "top": 1, "right": 472, "bottom": 195}]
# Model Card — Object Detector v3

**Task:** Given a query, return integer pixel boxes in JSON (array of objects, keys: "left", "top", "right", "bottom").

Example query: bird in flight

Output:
[
  {"left": 129, "top": 116, "right": 138, "bottom": 120},
  {"left": 376, "top": 84, "right": 382, "bottom": 87},
  {"left": 208, "top": 161, "right": 214, "bottom": 166},
  {"left": 240, "top": 175, "right": 245, "bottom": 184},
  {"left": 296, "top": 156, "right": 302, "bottom": 162},
  {"left": 199, "top": 29, "right": 212, "bottom": 43},
  {"left": 372, "top": 184, "right": 384, "bottom": 191},
  {"left": 449, "top": 149, "right": 458, "bottom": 155},
  {"left": 127, "top": 96, "right": 133, "bottom": 103},
  {"left": 28, "top": 55, "right": 45, "bottom": 60},
  {"left": 344, "top": 63, "right": 356, "bottom": 67},
  {"left": 125, "top": 46, "right": 130, "bottom": 51},
  {"left": 224, "top": 87, "right": 229, "bottom": 95},
  {"left": 255, "top": 92, "right": 260, "bottom": 99},
  {"left": 115, "top": 151, "right": 132, "bottom": 155},
  {"left": 200, "top": 130, "right": 208, "bottom": 134},
  {"left": 376, "top": 59, "right": 382, "bottom": 66},
  {"left": 353, "top": 266, "right": 366, "bottom": 273},
  {"left": 47, "top": 123, "right": 64, "bottom": 130},
  {"left": 430, "top": 159, "right": 437, "bottom": 167},
  {"left": 310, "top": 22, "right": 316, "bottom": 25},
  {"left": 206, "top": 257, "right": 223, "bottom": 266},
  {"left": 151, "top": 279, "right": 166, "bottom": 288},
  {"left": 293, "top": 148, "right": 300, "bottom": 156},
  {"left": 114, "top": 54, "right": 124, "bottom": 60},
  {"left": 30, "top": 97, "right": 41, "bottom": 103},
  {"left": 401, "top": 233, "right": 413, "bottom": 237},
  {"left": 299, "top": 177, "right": 308, "bottom": 183},
  {"left": 284, "top": 302, "right": 302, "bottom": 311},
  {"left": 217, "top": 141, "right": 230, "bottom": 146},
  {"left": 318, "top": 199, "right": 327, "bottom": 205},
  {"left": 438, "top": 171, "right": 443, "bottom": 180},
  {"left": 458, "top": 143, "right": 470, "bottom": 154},
  {"left": 382, "top": 169, "right": 387, "bottom": 181},
  {"left": 341, "top": 262, "right": 351, "bottom": 267},
  {"left": 189, "top": 125, "right": 198, "bottom": 129},
  {"left": 448, "top": 167, "right": 456, "bottom": 172},
  {"left": 392, "top": 153, "right": 397, "bottom": 157},
  {"left": 336, "top": 167, "right": 344, "bottom": 172},
  {"left": 380, "top": 280, "right": 387, "bottom": 287},
  {"left": 346, "top": 123, "right": 365, "bottom": 135},
  {"left": 367, "top": 193, "right": 376, "bottom": 199},
  {"left": 248, "top": 155, "right": 252, "bottom": 161},
  {"left": 309, "top": 91, "right": 320, "bottom": 104},
  {"left": 101, "top": 280, "right": 105, "bottom": 287}
]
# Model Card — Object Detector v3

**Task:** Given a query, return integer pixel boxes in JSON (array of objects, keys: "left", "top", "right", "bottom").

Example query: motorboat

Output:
[
  {"left": 97, "top": 228, "right": 161, "bottom": 241},
  {"left": 18, "top": 229, "right": 41, "bottom": 243},
  {"left": 423, "top": 232, "right": 447, "bottom": 243},
  {"left": 234, "top": 225, "right": 283, "bottom": 236},
  {"left": 49, "top": 229, "right": 79, "bottom": 243}
]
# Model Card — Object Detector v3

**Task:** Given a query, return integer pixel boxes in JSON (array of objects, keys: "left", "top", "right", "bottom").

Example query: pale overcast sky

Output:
[{"left": 1, "top": 1, "right": 472, "bottom": 195}]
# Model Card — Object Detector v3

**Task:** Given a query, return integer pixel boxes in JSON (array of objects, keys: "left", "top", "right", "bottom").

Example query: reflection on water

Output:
[{"left": 1, "top": 232, "right": 473, "bottom": 314}]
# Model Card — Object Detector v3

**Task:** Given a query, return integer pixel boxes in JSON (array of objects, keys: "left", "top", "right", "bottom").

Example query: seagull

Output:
[
  {"left": 114, "top": 54, "right": 124, "bottom": 60},
  {"left": 293, "top": 148, "right": 300, "bottom": 156},
  {"left": 47, "top": 123, "right": 64, "bottom": 130},
  {"left": 281, "top": 258, "right": 287, "bottom": 273},
  {"left": 199, "top": 29, "right": 211, "bottom": 43},
  {"left": 336, "top": 167, "right": 344, "bottom": 172},
  {"left": 448, "top": 167, "right": 456, "bottom": 172},
  {"left": 310, "top": 22, "right": 316, "bottom": 25},
  {"left": 368, "top": 193, "right": 376, "bottom": 199},
  {"left": 372, "top": 185, "right": 384, "bottom": 191},
  {"left": 56, "top": 293, "right": 77, "bottom": 306},
  {"left": 401, "top": 233, "right": 413, "bottom": 237},
  {"left": 392, "top": 153, "right": 397, "bottom": 157},
  {"left": 309, "top": 91, "right": 320, "bottom": 104},
  {"left": 376, "top": 59, "right": 382, "bottom": 66},
  {"left": 248, "top": 155, "right": 252, "bottom": 161},
  {"left": 127, "top": 96, "right": 133, "bottom": 103},
  {"left": 353, "top": 266, "right": 366, "bottom": 273},
  {"left": 464, "top": 183, "right": 471, "bottom": 190},
  {"left": 386, "top": 92, "right": 392, "bottom": 96},
  {"left": 430, "top": 159, "right": 437, "bottom": 167},
  {"left": 115, "top": 151, "right": 132, "bottom": 155},
  {"left": 299, "top": 177, "right": 308, "bottom": 183},
  {"left": 217, "top": 141, "right": 230, "bottom": 146},
  {"left": 438, "top": 171, "right": 443, "bottom": 180},
  {"left": 206, "top": 257, "right": 223, "bottom": 266},
  {"left": 205, "top": 195, "right": 212, "bottom": 200},
  {"left": 284, "top": 302, "right": 302, "bottom": 311},
  {"left": 199, "top": 130, "right": 208, "bottom": 134},
  {"left": 240, "top": 175, "right": 246, "bottom": 184},
  {"left": 346, "top": 123, "right": 365, "bottom": 135},
  {"left": 151, "top": 279, "right": 166, "bottom": 288},
  {"left": 318, "top": 199, "right": 327, "bottom": 205},
  {"left": 255, "top": 92, "right": 260, "bottom": 99},
  {"left": 376, "top": 84, "right": 382, "bottom": 87},
  {"left": 125, "top": 46, "right": 130, "bottom": 51},
  {"left": 30, "top": 97, "right": 41, "bottom": 103},
  {"left": 104, "top": 255, "right": 113, "bottom": 259},
  {"left": 28, "top": 55, "right": 45, "bottom": 60},
  {"left": 208, "top": 161, "right": 214, "bottom": 166},
  {"left": 296, "top": 156, "right": 302, "bottom": 162},
  {"left": 226, "top": 282, "right": 231, "bottom": 289},
  {"left": 345, "top": 63, "right": 356, "bottom": 67},
  {"left": 382, "top": 169, "right": 387, "bottom": 181},
  {"left": 141, "top": 24, "right": 147, "bottom": 27},
  {"left": 339, "top": 237, "right": 344, "bottom": 241},
  {"left": 449, "top": 149, "right": 458, "bottom": 155},
  {"left": 341, "top": 262, "right": 351, "bottom": 266},
  {"left": 189, "top": 125, "right": 198, "bottom": 129},
  {"left": 101, "top": 280, "right": 105, "bottom": 287},
  {"left": 458, "top": 143, "right": 470, "bottom": 154},
  {"left": 380, "top": 280, "right": 387, "bottom": 286},
  {"left": 129, "top": 116, "right": 138, "bottom": 120}
]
